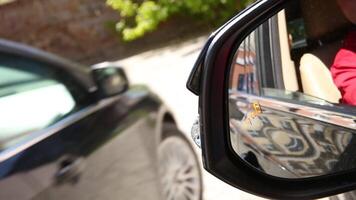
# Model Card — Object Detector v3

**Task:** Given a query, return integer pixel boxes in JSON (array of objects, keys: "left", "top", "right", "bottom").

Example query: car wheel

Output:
[{"left": 158, "top": 128, "right": 202, "bottom": 200}]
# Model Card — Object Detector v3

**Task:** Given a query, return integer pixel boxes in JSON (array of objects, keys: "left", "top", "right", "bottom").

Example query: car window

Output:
[
  {"left": 0, "top": 54, "right": 79, "bottom": 150},
  {"left": 230, "top": 0, "right": 356, "bottom": 109}
]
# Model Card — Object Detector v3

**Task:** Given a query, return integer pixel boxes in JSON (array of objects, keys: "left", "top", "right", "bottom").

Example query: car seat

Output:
[
  {"left": 300, "top": 54, "right": 341, "bottom": 103},
  {"left": 298, "top": 0, "right": 351, "bottom": 103}
]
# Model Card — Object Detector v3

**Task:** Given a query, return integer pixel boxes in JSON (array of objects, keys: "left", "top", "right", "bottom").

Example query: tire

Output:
[{"left": 158, "top": 127, "right": 203, "bottom": 200}]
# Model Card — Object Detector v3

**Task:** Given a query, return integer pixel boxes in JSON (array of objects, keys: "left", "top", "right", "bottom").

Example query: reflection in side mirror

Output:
[
  {"left": 228, "top": 2, "right": 356, "bottom": 179},
  {"left": 92, "top": 67, "right": 128, "bottom": 98}
]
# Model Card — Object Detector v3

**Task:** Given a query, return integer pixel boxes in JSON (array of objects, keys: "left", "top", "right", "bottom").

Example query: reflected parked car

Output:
[{"left": 0, "top": 39, "right": 202, "bottom": 200}]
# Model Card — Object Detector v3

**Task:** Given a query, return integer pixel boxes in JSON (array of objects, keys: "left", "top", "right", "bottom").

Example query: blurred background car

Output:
[{"left": 0, "top": 39, "right": 203, "bottom": 200}]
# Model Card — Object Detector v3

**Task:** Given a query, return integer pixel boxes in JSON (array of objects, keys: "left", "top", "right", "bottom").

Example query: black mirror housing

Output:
[
  {"left": 187, "top": 0, "right": 356, "bottom": 199},
  {"left": 92, "top": 66, "right": 128, "bottom": 99}
]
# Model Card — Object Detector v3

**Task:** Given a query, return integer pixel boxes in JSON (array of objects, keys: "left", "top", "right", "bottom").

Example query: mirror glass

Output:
[{"left": 228, "top": 0, "right": 356, "bottom": 178}]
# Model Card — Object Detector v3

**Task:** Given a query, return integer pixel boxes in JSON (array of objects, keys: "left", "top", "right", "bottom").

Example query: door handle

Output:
[{"left": 55, "top": 156, "right": 84, "bottom": 185}]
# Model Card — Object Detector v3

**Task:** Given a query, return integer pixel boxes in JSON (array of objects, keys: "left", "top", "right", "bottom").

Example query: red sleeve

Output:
[{"left": 330, "top": 48, "right": 356, "bottom": 105}]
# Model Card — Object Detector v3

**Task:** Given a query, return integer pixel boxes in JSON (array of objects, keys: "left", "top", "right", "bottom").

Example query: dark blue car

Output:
[{"left": 0, "top": 39, "right": 202, "bottom": 200}]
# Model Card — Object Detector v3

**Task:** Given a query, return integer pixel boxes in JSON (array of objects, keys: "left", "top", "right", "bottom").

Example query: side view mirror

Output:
[
  {"left": 92, "top": 66, "right": 128, "bottom": 98},
  {"left": 187, "top": 0, "right": 356, "bottom": 199}
]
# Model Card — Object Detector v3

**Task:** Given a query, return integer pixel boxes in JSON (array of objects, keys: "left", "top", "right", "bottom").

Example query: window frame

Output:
[
  {"left": 0, "top": 52, "right": 91, "bottom": 107},
  {"left": 0, "top": 39, "right": 95, "bottom": 94},
  {"left": 255, "top": 16, "right": 285, "bottom": 91},
  {"left": 0, "top": 50, "right": 94, "bottom": 152},
  {"left": 0, "top": 54, "right": 82, "bottom": 146}
]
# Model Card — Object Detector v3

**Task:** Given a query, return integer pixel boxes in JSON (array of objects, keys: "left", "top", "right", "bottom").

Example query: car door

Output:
[
  {"left": 228, "top": 6, "right": 356, "bottom": 179},
  {"left": 0, "top": 49, "right": 162, "bottom": 200}
]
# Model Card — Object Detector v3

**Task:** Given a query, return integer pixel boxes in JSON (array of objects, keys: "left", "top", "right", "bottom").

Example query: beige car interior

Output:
[
  {"left": 277, "top": 10, "right": 299, "bottom": 92},
  {"left": 297, "top": 0, "right": 351, "bottom": 103}
]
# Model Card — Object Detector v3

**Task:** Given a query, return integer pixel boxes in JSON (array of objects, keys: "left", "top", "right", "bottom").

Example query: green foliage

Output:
[{"left": 107, "top": 0, "right": 254, "bottom": 41}]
